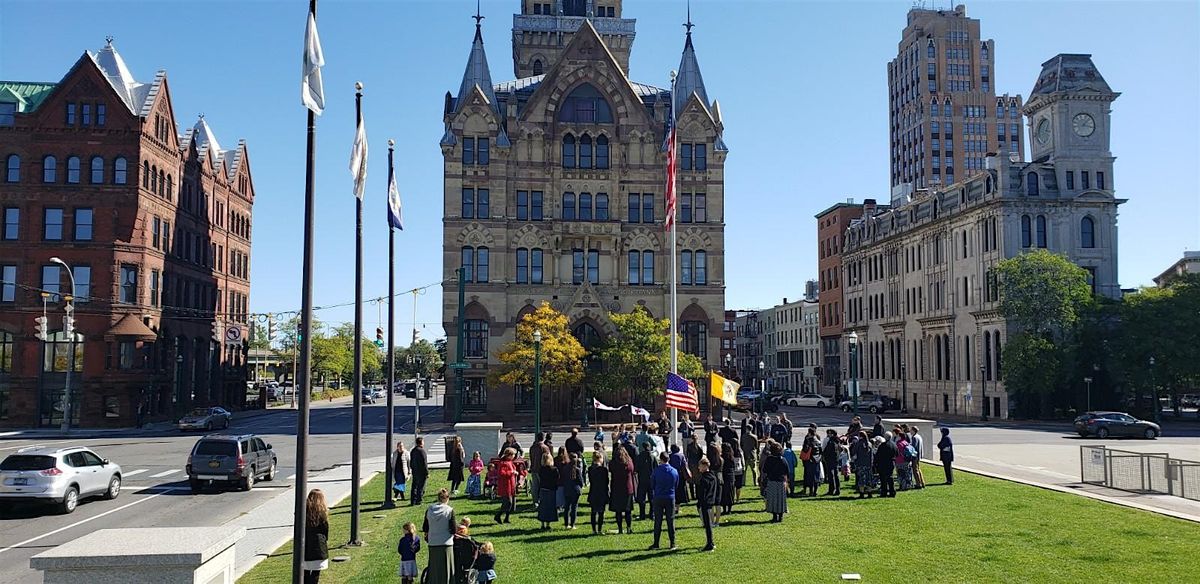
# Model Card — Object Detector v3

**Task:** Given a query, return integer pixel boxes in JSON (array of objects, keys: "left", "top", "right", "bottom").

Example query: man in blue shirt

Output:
[{"left": 648, "top": 452, "right": 679, "bottom": 551}]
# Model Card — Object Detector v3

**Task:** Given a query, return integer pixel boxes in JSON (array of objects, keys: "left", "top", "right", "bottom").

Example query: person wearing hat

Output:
[
  {"left": 872, "top": 433, "right": 897, "bottom": 498},
  {"left": 937, "top": 427, "right": 955, "bottom": 485}
]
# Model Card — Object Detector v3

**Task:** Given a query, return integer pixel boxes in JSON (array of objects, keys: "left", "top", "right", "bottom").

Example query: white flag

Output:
[
  {"left": 349, "top": 106, "right": 368, "bottom": 199},
  {"left": 593, "top": 397, "right": 620, "bottom": 411},
  {"left": 301, "top": 11, "right": 325, "bottom": 114},
  {"left": 387, "top": 164, "right": 403, "bottom": 230}
]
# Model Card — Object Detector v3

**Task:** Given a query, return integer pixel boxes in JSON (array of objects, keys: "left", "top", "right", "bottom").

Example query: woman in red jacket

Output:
[{"left": 492, "top": 448, "right": 519, "bottom": 524}]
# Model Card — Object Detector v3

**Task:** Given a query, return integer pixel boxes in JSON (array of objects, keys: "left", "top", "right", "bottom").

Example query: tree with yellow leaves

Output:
[{"left": 492, "top": 302, "right": 586, "bottom": 392}]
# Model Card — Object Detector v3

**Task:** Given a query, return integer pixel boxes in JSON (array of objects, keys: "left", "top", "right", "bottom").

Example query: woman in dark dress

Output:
[
  {"left": 719, "top": 443, "right": 736, "bottom": 517},
  {"left": 448, "top": 436, "right": 466, "bottom": 495},
  {"left": 634, "top": 442, "right": 654, "bottom": 520},
  {"left": 558, "top": 451, "right": 583, "bottom": 529},
  {"left": 608, "top": 446, "right": 635, "bottom": 533},
  {"left": 536, "top": 452, "right": 559, "bottom": 530},
  {"left": 587, "top": 451, "right": 610, "bottom": 534},
  {"left": 761, "top": 441, "right": 790, "bottom": 523}
]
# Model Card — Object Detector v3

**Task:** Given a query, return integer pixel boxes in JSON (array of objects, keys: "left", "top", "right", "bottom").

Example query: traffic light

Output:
[
  {"left": 34, "top": 316, "right": 48, "bottom": 341},
  {"left": 374, "top": 327, "right": 384, "bottom": 348},
  {"left": 63, "top": 315, "right": 75, "bottom": 337},
  {"left": 211, "top": 321, "right": 221, "bottom": 342},
  {"left": 267, "top": 314, "right": 276, "bottom": 342}
]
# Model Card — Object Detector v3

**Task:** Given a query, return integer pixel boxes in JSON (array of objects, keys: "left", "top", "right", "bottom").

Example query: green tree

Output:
[
  {"left": 311, "top": 335, "right": 349, "bottom": 384},
  {"left": 331, "top": 323, "right": 383, "bottom": 384},
  {"left": 491, "top": 302, "right": 586, "bottom": 391},
  {"left": 393, "top": 339, "right": 443, "bottom": 380},
  {"left": 590, "top": 307, "right": 705, "bottom": 404},
  {"left": 996, "top": 250, "right": 1093, "bottom": 417},
  {"left": 1112, "top": 274, "right": 1200, "bottom": 417},
  {"left": 434, "top": 338, "right": 448, "bottom": 378}
]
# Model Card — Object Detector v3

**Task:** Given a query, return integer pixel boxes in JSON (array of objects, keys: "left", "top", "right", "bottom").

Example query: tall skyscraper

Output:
[{"left": 888, "top": 4, "right": 1025, "bottom": 203}]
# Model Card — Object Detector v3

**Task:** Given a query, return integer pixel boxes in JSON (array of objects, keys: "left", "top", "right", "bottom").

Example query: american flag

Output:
[
  {"left": 665, "top": 372, "right": 698, "bottom": 413},
  {"left": 663, "top": 113, "right": 677, "bottom": 232}
]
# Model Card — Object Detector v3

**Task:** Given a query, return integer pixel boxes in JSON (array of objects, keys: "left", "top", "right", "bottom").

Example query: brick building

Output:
[{"left": 0, "top": 40, "right": 254, "bottom": 428}]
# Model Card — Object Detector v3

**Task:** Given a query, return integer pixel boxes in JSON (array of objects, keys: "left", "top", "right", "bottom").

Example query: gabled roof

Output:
[
  {"left": 1031, "top": 54, "right": 1114, "bottom": 96},
  {"left": 89, "top": 39, "right": 151, "bottom": 114},
  {"left": 455, "top": 23, "right": 499, "bottom": 117},
  {"left": 181, "top": 115, "right": 241, "bottom": 179},
  {"left": 674, "top": 31, "right": 709, "bottom": 117}
]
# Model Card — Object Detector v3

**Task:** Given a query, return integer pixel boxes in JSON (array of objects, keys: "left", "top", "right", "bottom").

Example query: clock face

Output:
[
  {"left": 1072, "top": 113, "right": 1095, "bottom": 137},
  {"left": 1035, "top": 119, "right": 1051, "bottom": 145}
]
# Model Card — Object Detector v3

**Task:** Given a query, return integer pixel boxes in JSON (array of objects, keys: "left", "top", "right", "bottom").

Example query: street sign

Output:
[
  {"left": 448, "top": 362, "right": 469, "bottom": 370},
  {"left": 224, "top": 325, "right": 243, "bottom": 346}
]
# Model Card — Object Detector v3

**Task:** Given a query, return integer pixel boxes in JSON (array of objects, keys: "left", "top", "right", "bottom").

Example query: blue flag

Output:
[{"left": 386, "top": 163, "right": 403, "bottom": 230}]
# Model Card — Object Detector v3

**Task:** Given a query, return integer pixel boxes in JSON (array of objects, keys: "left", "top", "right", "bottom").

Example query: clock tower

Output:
[{"left": 1023, "top": 54, "right": 1119, "bottom": 191}]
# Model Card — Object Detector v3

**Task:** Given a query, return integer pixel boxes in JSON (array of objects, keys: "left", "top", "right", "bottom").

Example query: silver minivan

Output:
[{"left": 0, "top": 446, "right": 123, "bottom": 514}]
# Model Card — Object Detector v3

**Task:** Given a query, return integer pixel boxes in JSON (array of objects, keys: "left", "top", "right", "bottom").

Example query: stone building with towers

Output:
[
  {"left": 839, "top": 54, "right": 1121, "bottom": 419},
  {"left": 0, "top": 40, "right": 255, "bottom": 427},
  {"left": 440, "top": 1, "right": 728, "bottom": 420}
]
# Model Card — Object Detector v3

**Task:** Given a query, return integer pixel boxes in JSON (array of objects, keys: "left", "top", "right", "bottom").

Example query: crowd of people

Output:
[{"left": 299, "top": 416, "right": 956, "bottom": 583}]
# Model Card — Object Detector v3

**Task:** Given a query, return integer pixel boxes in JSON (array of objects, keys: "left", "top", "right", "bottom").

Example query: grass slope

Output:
[{"left": 241, "top": 469, "right": 1199, "bottom": 583}]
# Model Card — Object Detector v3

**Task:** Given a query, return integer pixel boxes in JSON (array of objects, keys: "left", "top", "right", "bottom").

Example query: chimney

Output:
[
  {"left": 863, "top": 198, "right": 877, "bottom": 215},
  {"left": 782, "top": 298, "right": 788, "bottom": 306}
]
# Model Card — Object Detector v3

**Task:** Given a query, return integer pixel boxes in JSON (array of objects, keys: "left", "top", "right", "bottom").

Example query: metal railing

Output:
[{"left": 1080, "top": 445, "right": 1200, "bottom": 502}]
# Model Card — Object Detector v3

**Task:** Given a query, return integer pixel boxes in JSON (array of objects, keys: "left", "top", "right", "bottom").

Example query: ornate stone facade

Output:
[
  {"left": 441, "top": 4, "right": 727, "bottom": 419},
  {"left": 840, "top": 54, "right": 1120, "bottom": 419}
]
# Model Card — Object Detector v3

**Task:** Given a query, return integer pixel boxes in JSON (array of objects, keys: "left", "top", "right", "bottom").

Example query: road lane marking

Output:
[
  {"left": 122, "top": 469, "right": 148, "bottom": 477},
  {"left": 149, "top": 469, "right": 179, "bottom": 478},
  {"left": 0, "top": 487, "right": 183, "bottom": 556},
  {"left": 286, "top": 474, "right": 296, "bottom": 480}
]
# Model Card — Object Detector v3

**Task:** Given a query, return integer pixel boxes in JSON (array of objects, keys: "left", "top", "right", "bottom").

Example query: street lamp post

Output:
[
  {"left": 533, "top": 330, "right": 543, "bottom": 436},
  {"left": 758, "top": 360, "right": 765, "bottom": 414},
  {"left": 50, "top": 257, "right": 76, "bottom": 433},
  {"left": 901, "top": 362, "right": 908, "bottom": 414},
  {"left": 979, "top": 364, "right": 988, "bottom": 421},
  {"left": 848, "top": 332, "right": 859, "bottom": 415},
  {"left": 1083, "top": 376, "right": 1093, "bottom": 412},
  {"left": 1149, "top": 356, "right": 1159, "bottom": 424}
]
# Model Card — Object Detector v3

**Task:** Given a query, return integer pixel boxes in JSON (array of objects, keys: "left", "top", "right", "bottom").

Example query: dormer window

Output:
[
  {"left": 532, "top": 60, "right": 544, "bottom": 76},
  {"left": 462, "top": 137, "right": 488, "bottom": 166}
]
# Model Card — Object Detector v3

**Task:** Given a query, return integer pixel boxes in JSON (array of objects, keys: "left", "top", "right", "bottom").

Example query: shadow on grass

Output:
[{"left": 558, "top": 547, "right": 633, "bottom": 561}]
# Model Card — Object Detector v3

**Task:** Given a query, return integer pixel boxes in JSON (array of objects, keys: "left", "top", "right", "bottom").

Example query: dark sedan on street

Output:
[{"left": 1074, "top": 411, "right": 1161, "bottom": 439}]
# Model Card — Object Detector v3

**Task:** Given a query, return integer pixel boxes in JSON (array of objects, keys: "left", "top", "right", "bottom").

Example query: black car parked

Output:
[
  {"left": 186, "top": 434, "right": 278, "bottom": 492},
  {"left": 1074, "top": 411, "right": 1161, "bottom": 439}
]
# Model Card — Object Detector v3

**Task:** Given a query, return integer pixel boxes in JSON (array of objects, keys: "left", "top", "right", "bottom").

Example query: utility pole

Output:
[{"left": 455, "top": 266, "right": 466, "bottom": 423}]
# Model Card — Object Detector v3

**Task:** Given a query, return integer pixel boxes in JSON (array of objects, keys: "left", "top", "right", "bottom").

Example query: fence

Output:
[{"left": 1080, "top": 445, "right": 1200, "bottom": 502}]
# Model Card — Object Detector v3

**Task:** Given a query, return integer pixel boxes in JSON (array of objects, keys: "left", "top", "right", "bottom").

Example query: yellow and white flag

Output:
[{"left": 710, "top": 371, "right": 740, "bottom": 405}]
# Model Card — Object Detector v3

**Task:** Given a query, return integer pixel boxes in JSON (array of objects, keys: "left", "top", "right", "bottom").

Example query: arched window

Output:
[
  {"left": 461, "top": 247, "right": 474, "bottom": 282},
  {"left": 532, "top": 59, "right": 543, "bottom": 76},
  {"left": 531, "top": 248, "right": 543, "bottom": 284},
  {"left": 142, "top": 160, "right": 150, "bottom": 188},
  {"left": 562, "top": 135, "right": 576, "bottom": 168},
  {"left": 1020, "top": 215, "right": 1031, "bottom": 248},
  {"left": 66, "top": 156, "right": 80, "bottom": 184},
  {"left": 558, "top": 83, "right": 613, "bottom": 124},
  {"left": 595, "top": 194, "right": 609, "bottom": 221},
  {"left": 1026, "top": 172, "right": 1039, "bottom": 196},
  {"left": 476, "top": 247, "right": 489, "bottom": 283},
  {"left": 90, "top": 156, "right": 104, "bottom": 184},
  {"left": 579, "top": 134, "right": 592, "bottom": 168},
  {"left": 1035, "top": 215, "right": 1047, "bottom": 248},
  {"left": 0, "top": 331, "right": 13, "bottom": 373},
  {"left": 43, "top": 155, "right": 57, "bottom": 183},
  {"left": 1080, "top": 216, "right": 1095, "bottom": 249},
  {"left": 151, "top": 165, "right": 158, "bottom": 193},
  {"left": 562, "top": 192, "right": 576, "bottom": 220},
  {"left": 166, "top": 175, "right": 173, "bottom": 200},
  {"left": 596, "top": 135, "right": 609, "bottom": 169},
  {"left": 5, "top": 154, "right": 18, "bottom": 183},
  {"left": 694, "top": 250, "right": 707, "bottom": 285},
  {"left": 681, "top": 250, "right": 692, "bottom": 285},
  {"left": 578, "top": 193, "right": 592, "bottom": 221},
  {"left": 158, "top": 169, "right": 165, "bottom": 196}
]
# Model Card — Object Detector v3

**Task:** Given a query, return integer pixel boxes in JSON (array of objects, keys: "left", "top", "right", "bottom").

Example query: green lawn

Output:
[{"left": 241, "top": 469, "right": 1200, "bottom": 583}]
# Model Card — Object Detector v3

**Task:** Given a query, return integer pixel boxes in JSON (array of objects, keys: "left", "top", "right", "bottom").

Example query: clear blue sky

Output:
[{"left": 2, "top": 1, "right": 1197, "bottom": 338}]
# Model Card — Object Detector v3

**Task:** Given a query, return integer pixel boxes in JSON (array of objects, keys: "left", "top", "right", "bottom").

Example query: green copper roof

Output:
[{"left": 0, "top": 81, "right": 58, "bottom": 113}]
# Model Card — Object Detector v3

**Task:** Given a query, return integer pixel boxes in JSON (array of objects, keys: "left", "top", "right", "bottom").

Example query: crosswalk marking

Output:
[
  {"left": 122, "top": 469, "right": 148, "bottom": 477},
  {"left": 150, "top": 469, "right": 179, "bottom": 478}
]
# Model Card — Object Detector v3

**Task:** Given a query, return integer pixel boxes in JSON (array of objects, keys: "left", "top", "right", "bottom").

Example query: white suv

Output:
[{"left": 0, "top": 446, "right": 123, "bottom": 514}]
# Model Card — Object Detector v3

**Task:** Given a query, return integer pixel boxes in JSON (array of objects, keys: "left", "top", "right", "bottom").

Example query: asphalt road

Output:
[{"left": 0, "top": 392, "right": 443, "bottom": 584}]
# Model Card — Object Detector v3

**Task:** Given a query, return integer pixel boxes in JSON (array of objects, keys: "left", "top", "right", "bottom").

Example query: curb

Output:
[
  {"left": 951, "top": 463, "right": 1200, "bottom": 524},
  {"left": 0, "top": 407, "right": 285, "bottom": 439}
]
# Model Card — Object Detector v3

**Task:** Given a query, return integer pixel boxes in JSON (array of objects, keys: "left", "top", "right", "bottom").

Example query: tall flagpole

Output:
[
  {"left": 384, "top": 139, "right": 396, "bottom": 509},
  {"left": 349, "top": 82, "right": 364, "bottom": 546},
  {"left": 293, "top": 2, "right": 318, "bottom": 581},
  {"left": 668, "top": 69, "right": 680, "bottom": 450}
]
